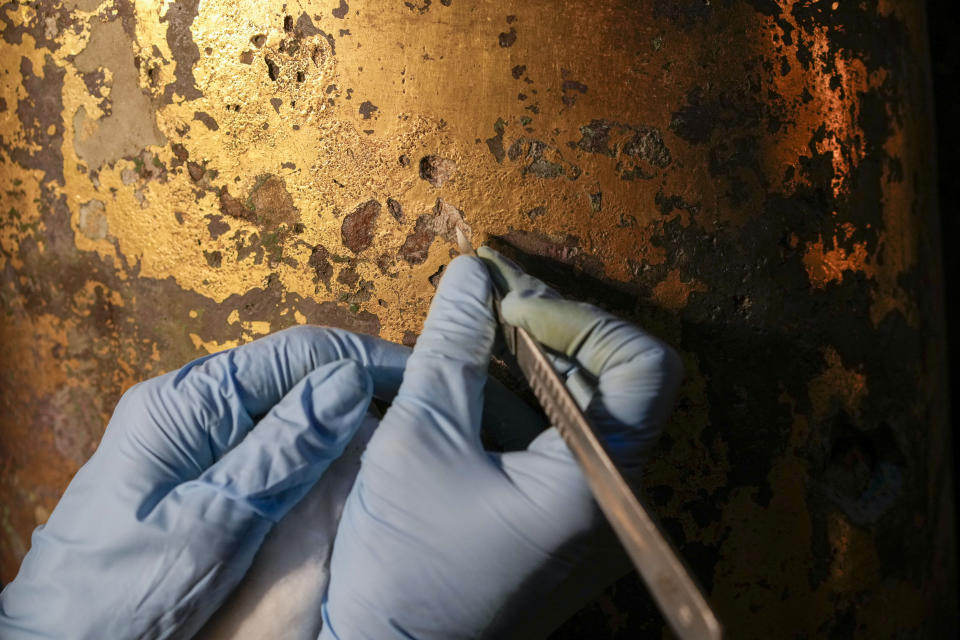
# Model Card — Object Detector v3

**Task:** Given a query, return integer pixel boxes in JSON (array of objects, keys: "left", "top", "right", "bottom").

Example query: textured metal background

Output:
[{"left": 0, "top": 1, "right": 954, "bottom": 636}]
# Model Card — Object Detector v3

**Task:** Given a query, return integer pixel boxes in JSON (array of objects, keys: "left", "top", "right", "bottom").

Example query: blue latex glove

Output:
[
  {"left": 0, "top": 326, "right": 410, "bottom": 640},
  {"left": 321, "top": 249, "right": 683, "bottom": 639}
]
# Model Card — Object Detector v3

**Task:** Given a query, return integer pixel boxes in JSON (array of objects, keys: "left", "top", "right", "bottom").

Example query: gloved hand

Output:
[
  {"left": 0, "top": 326, "right": 410, "bottom": 640},
  {"left": 321, "top": 248, "right": 683, "bottom": 639}
]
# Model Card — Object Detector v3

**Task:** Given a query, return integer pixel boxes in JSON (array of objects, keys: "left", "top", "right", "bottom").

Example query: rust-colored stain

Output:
[
  {"left": 0, "top": 1, "right": 954, "bottom": 637},
  {"left": 651, "top": 268, "right": 706, "bottom": 311},
  {"left": 803, "top": 232, "right": 874, "bottom": 289}
]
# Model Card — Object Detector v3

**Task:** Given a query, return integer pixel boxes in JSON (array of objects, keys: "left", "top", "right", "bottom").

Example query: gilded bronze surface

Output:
[{"left": 0, "top": 0, "right": 954, "bottom": 636}]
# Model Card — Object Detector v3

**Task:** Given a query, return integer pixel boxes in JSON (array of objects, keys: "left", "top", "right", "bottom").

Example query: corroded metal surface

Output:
[{"left": 0, "top": 0, "right": 954, "bottom": 637}]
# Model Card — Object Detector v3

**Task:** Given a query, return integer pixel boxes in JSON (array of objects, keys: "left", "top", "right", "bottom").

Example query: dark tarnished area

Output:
[
  {"left": 0, "top": 1, "right": 954, "bottom": 637},
  {"left": 340, "top": 198, "right": 380, "bottom": 253}
]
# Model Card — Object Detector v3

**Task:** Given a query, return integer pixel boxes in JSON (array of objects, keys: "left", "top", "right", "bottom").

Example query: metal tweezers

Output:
[{"left": 464, "top": 236, "right": 723, "bottom": 640}]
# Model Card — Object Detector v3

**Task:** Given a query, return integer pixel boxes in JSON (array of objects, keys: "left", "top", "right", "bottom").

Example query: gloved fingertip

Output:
[
  {"left": 476, "top": 246, "right": 518, "bottom": 271},
  {"left": 477, "top": 246, "right": 522, "bottom": 293},
  {"left": 431, "top": 255, "right": 493, "bottom": 308},
  {"left": 306, "top": 359, "right": 373, "bottom": 425},
  {"left": 642, "top": 342, "right": 685, "bottom": 390},
  {"left": 476, "top": 245, "right": 505, "bottom": 266},
  {"left": 498, "top": 295, "right": 604, "bottom": 358},
  {"left": 200, "top": 359, "right": 375, "bottom": 521},
  {"left": 385, "top": 255, "right": 496, "bottom": 438},
  {"left": 445, "top": 253, "right": 489, "bottom": 279}
]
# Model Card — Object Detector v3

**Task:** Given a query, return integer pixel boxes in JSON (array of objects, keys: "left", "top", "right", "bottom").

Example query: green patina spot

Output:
[
  {"left": 0, "top": 290, "right": 13, "bottom": 316},
  {"left": 493, "top": 117, "right": 507, "bottom": 136},
  {"left": 589, "top": 192, "right": 602, "bottom": 212},
  {"left": 245, "top": 174, "right": 272, "bottom": 211},
  {"left": 261, "top": 230, "right": 283, "bottom": 262}
]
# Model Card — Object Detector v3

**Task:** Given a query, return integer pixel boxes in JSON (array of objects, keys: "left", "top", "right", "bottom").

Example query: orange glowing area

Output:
[
  {"left": 651, "top": 268, "right": 707, "bottom": 311},
  {"left": 802, "top": 233, "right": 874, "bottom": 288}
]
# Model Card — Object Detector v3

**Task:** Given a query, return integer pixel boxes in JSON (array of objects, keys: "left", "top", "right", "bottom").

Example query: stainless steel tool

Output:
[{"left": 463, "top": 234, "right": 722, "bottom": 640}]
